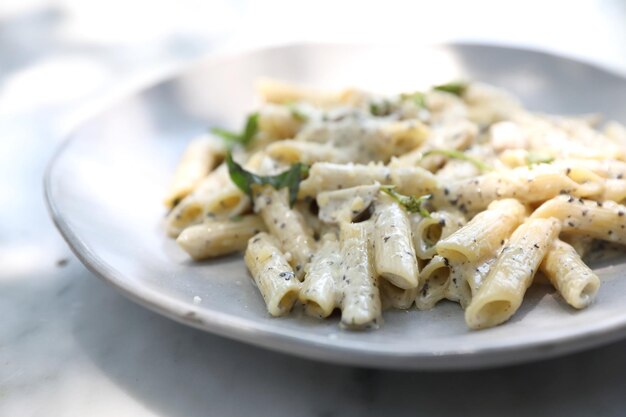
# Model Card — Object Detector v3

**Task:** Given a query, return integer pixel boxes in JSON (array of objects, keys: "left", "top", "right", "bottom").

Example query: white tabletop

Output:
[{"left": 2, "top": 1, "right": 626, "bottom": 416}]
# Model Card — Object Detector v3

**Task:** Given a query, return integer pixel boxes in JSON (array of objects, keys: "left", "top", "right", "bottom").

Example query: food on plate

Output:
[{"left": 165, "top": 77, "right": 626, "bottom": 330}]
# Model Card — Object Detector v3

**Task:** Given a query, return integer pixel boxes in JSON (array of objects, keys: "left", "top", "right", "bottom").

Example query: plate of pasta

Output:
[{"left": 46, "top": 43, "right": 626, "bottom": 369}]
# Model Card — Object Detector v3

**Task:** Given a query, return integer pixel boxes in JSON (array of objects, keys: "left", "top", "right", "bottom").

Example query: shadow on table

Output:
[{"left": 70, "top": 268, "right": 626, "bottom": 417}]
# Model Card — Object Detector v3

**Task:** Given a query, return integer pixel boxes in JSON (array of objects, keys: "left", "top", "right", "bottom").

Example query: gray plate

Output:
[{"left": 45, "top": 43, "right": 626, "bottom": 370}]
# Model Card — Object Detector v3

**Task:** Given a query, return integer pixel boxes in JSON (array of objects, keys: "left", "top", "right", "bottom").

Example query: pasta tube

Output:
[
  {"left": 254, "top": 186, "right": 316, "bottom": 278},
  {"left": 412, "top": 210, "right": 466, "bottom": 259},
  {"left": 166, "top": 164, "right": 249, "bottom": 237},
  {"left": 164, "top": 136, "right": 223, "bottom": 208},
  {"left": 540, "top": 239, "right": 600, "bottom": 309},
  {"left": 416, "top": 256, "right": 451, "bottom": 310},
  {"left": 380, "top": 279, "right": 417, "bottom": 310},
  {"left": 177, "top": 215, "right": 266, "bottom": 260},
  {"left": 465, "top": 217, "right": 561, "bottom": 329},
  {"left": 434, "top": 164, "right": 603, "bottom": 214},
  {"left": 266, "top": 140, "right": 350, "bottom": 165},
  {"left": 244, "top": 233, "right": 301, "bottom": 316},
  {"left": 338, "top": 222, "right": 382, "bottom": 329},
  {"left": 445, "top": 261, "right": 473, "bottom": 309},
  {"left": 256, "top": 77, "right": 368, "bottom": 107},
  {"left": 258, "top": 104, "right": 305, "bottom": 139},
  {"left": 436, "top": 199, "right": 526, "bottom": 264},
  {"left": 532, "top": 195, "right": 626, "bottom": 244},
  {"left": 317, "top": 184, "right": 380, "bottom": 224},
  {"left": 299, "top": 234, "right": 341, "bottom": 318},
  {"left": 299, "top": 162, "right": 437, "bottom": 198},
  {"left": 373, "top": 195, "right": 419, "bottom": 289}
]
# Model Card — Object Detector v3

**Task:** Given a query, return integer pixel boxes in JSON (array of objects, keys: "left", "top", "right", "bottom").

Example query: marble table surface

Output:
[{"left": 3, "top": 1, "right": 626, "bottom": 416}]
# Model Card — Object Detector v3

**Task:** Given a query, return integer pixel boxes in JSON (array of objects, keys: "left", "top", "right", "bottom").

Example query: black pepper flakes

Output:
[{"left": 279, "top": 271, "right": 294, "bottom": 280}]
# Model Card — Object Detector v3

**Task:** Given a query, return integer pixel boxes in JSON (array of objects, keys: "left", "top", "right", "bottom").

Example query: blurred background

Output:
[
  {"left": 1, "top": 0, "right": 625, "bottom": 132},
  {"left": 2, "top": 1, "right": 626, "bottom": 416}
]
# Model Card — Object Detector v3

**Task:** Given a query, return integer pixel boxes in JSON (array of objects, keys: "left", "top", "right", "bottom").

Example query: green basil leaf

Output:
[
  {"left": 226, "top": 153, "right": 309, "bottom": 207},
  {"left": 285, "top": 103, "right": 308, "bottom": 122},
  {"left": 381, "top": 186, "right": 431, "bottom": 217},
  {"left": 369, "top": 100, "right": 392, "bottom": 116},
  {"left": 211, "top": 112, "right": 259, "bottom": 147},
  {"left": 400, "top": 91, "right": 426, "bottom": 109},
  {"left": 432, "top": 81, "right": 468, "bottom": 96},
  {"left": 526, "top": 152, "right": 554, "bottom": 166}
]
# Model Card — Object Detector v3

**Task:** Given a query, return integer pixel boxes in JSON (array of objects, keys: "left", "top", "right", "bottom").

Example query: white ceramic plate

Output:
[{"left": 45, "top": 43, "right": 626, "bottom": 370}]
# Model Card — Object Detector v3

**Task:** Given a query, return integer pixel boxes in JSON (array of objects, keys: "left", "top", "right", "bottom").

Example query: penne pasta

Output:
[
  {"left": 254, "top": 186, "right": 316, "bottom": 279},
  {"left": 411, "top": 210, "right": 466, "bottom": 260},
  {"left": 532, "top": 195, "right": 626, "bottom": 244},
  {"left": 436, "top": 199, "right": 526, "bottom": 264},
  {"left": 541, "top": 239, "right": 601, "bottom": 309},
  {"left": 164, "top": 136, "right": 224, "bottom": 208},
  {"left": 338, "top": 222, "right": 382, "bottom": 329},
  {"left": 167, "top": 79, "right": 625, "bottom": 331},
  {"left": 256, "top": 77, "right": 368, "bottom": 107},
  {"left": 266, "top": 140, "right": 351, "bottom": 165},
  {"left": 166, "top": 164, "right": 250, "bottom": 237},
  {"left": 244, "top": 233, "right": 301, "bottom": 316},
  {"left": 373, "top": 195, "right": 419, "bottom": 289},
  {"left": 316, "top": 184, "right": 380, "bottom": 224},
  {"left": 177, "top": 215, "right": 266, "bottom": 260},
  {"left": 433, "top": 164, "right": 603, "bottom": 214},
  {"left": 465, "top": 218, "right": 561, "bottom": 329},
  {"left": 380, "top": 279, "right": 418, "bottom": 310},
  {"left": 416, "top": 256, "right": 451, "bottom": 310},
  {"left": 299, "top": 234, "right": 341, "bottom": 318},
  {"left": 299, "top": 162, "right": 438, "bottom": 198}
]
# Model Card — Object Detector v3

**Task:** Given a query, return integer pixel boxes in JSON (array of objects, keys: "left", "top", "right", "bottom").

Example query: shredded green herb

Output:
[
  {"left": 229, "top": 214, "right": 244, "bottom": 222},
  {"left": 422, "top": 149, "right": 493, "bottom": 172},
  {"left": 285, "top": 103, "right": 308, "bottom": 122},
  {"left": 226, "top": 153, "right": 309, "bottom": 208},
  {"left": 400, "top": 91, "right": 427, "bottom": 109},
  {"left": 369, "top": 100, "right": 393, "bottom": 117},
  {"left": 526, "top": 152, "right": 554, "bottom": 166},
  {"left": 432, "top": 81, "right": 468, "bottom": 97},
  {"left": 381, "top": 186, "right": 432, "bottom": 217},
  {"left": 211, "top": 112, "right": 259, "bottom": 147}
]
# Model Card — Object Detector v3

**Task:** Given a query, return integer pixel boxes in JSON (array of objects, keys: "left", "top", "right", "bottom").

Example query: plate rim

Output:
[{"left": 44, "top": 41, "right": 626, "bottom": 370}]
